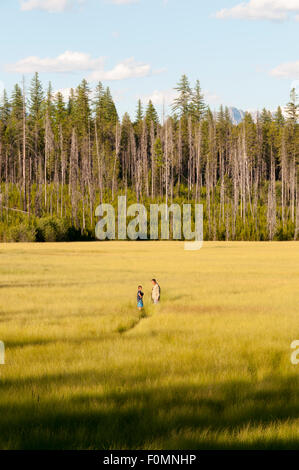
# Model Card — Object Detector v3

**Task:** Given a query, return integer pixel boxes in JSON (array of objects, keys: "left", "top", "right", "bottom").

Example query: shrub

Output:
[
  {"left": 35, "top": 217, "right": 68, "bottom": 242},
  {"left": 6, "top": 223, "right": 36, "bottom": 242}
]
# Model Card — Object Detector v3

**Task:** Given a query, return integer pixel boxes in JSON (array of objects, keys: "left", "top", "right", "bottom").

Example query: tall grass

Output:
[{"left": 0, "top": 241, "right": 298, "bottom": 449}]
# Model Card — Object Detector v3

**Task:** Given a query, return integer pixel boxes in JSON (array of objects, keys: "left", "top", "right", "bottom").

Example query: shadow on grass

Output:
[
  {"left": 4, "top": 334, "right": 118, "bottom": 350},
  {"left": 1, "top": 372, "right": 299, "bottom": 449}
]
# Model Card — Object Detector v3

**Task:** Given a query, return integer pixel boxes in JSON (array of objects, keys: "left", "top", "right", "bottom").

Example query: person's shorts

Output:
[{"left": 137, "top": 300, "right": 144, "bottom": 308}]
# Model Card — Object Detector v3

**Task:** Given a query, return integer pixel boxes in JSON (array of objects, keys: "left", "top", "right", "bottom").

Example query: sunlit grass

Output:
[{"left": 0, "top": 241, "right": 298, "bottom": 449}]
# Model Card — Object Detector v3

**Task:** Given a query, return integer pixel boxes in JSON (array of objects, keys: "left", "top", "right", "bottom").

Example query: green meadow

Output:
[{"left": 0, "top": 241, "right": 299, "bottom": 450}]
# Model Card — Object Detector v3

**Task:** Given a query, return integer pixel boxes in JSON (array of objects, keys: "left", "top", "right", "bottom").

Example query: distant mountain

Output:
[
  {"left": 228, "top": 107, "right": 288, "bottom": 125},
  {"left": 228, "top": 107, "right": 246, "bottom": 125}
]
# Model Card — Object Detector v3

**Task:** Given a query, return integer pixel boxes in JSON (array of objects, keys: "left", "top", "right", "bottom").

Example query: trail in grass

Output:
[{"left": 116, "top": 309, "right": 150, "bottom": 334}]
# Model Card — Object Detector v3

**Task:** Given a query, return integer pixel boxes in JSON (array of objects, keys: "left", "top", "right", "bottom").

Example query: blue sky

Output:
[{"left": 0, "top": 0, "right": 298, "bottom": 118}]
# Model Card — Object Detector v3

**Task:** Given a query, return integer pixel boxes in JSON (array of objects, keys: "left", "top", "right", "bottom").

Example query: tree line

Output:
[{"left": 0, "top": 73, "right": 298, "bottom": 242}]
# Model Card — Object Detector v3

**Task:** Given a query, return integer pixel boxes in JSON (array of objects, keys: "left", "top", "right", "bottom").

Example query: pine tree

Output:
[
  {"left": 67, "top": 88, "right": 76, "bottom": 117},
  {"left": 75, "top": 79, "right": 91, "bottom": 134},
  {"left": 104, "top": 88, "right": 118, "bottom": 124},
  {"left": 29, "top": 73, "right": 44, "bottom": 186},
  {"left": 11, "top": 85, "right": 23, "bottom": 121},
  {"left": 46, "top": 82, "right": 55, "bottom": 121},
  {"left": 55, "top": 92, "right": 66, "bottom": 125},
  {"left": 191, "top": 79, "right": 206, "bottom": 121},
  {"left": 29, "top": 72, "right": 44, "bottom": 123},
  {"left": 135, "top": 99, "right": 143, "bottom": 124},
  {"left": 274, "top": 106, "right": 285, "bottom": 127},
  {"left": 94, "top": 81, "right": 104, "bottom": 117},
  {"left": 145, "top": 100, "right": 159, "bottom": 128},
  {"left": 172, "top": 74, "right": 192, "bottom": 117},
  {"left": 134, "top": 99, "right": 144, "bottom": 140},
  {"left": 285, "top": 88, "right": 298, "bottom": 124},
  {"left": 0, "top": 90, "right": 11, "bottom": 124}
]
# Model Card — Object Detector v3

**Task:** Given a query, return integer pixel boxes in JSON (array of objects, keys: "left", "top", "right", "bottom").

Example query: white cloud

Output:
[
  {"left": 20, "top": 0, "right": 139, "bottom": 11},
  {"left": 54, "top": 87, "right": 73, "bottom": 100},
  {"left": 140, "top": 88, "right": 221, "bottom": 108},
  {"left": 6, "top": 51, "right": 153, "bottom": 81},
  {"left": 89, "top": 58, "right": 152, "bottom": 81},
  {"left": 216, "top": 0, "right": 299, "bottom": 21},
  {"left": 20, "top": 0, "right": 82, "bottom": 12},
  {"left": 205, "top": 90, "right": 221, "bottom": 105},
  {"left": 6, "top": 51, "right": 104, "bottom": 74},
  {"left": 140, "top": 89, "right": 178, "bottom": 106},
  {"left": 107, "top": 0, "right": 139, "bottom": 4},
  {"left": 271, "top": 60, "right": 299, "bottom": 79}
]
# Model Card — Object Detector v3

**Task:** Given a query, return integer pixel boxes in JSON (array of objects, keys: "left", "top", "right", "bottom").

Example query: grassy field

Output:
[{"left": 0, "top": 241, "right": 299, "bottom": 450}]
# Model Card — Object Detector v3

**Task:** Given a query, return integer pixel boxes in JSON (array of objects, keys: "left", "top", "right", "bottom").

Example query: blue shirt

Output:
[{"left": 137, "top": 291, "right": 144, "bottom": 302}]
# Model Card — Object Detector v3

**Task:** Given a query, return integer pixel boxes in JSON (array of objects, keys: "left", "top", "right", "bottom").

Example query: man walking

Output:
[{"left": 151, "top": 279, "right": 160, "bottom": 304}]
